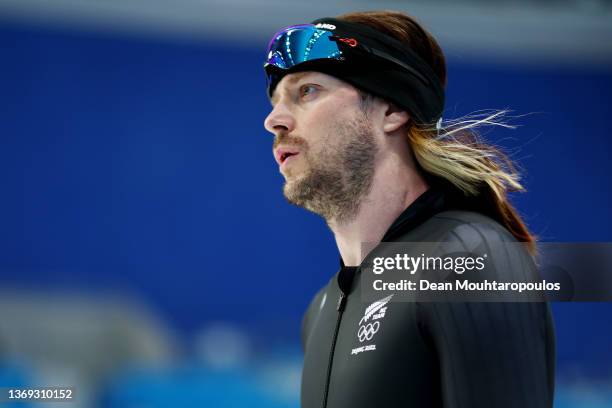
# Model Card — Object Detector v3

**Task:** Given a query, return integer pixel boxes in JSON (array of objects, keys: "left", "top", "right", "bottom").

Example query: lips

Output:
[
  {"left": 274, "top": 147, "right": 300, "bottom": 166},
  {"left": 281, "top": 151, "right": 298, "bottom": 163}
]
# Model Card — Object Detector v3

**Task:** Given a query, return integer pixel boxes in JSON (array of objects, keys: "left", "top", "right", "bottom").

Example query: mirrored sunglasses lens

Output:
[{"left": 266, "top": 26, "right": 341, "bottom": 70}]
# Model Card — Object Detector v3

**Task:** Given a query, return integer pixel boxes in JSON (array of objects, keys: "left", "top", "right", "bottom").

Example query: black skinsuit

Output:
[{"left": 300, "top": 185, "right": 556, "bottom": 408}]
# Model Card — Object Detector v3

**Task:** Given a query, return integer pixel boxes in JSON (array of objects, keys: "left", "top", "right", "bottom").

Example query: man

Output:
[{"left": 262, "top": 11, "right": 555, "bottom": 408}]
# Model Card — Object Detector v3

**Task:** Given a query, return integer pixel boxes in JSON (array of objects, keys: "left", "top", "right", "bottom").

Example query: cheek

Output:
[
  {"left": 300, "top": 104, "right": 352, "bottom": 145},
  {"left": 295, "top": 87, "right": 363, "bottom": 149}
]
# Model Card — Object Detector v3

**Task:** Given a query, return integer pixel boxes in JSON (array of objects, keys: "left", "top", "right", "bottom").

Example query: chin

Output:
[
  {"left": 282, "top": 167, "right": 307, "bottom": 187},
  {"left": 282, "top": 178, "right": 299, "bottom": 201},
  {"left": 282, "top": 175, "right": 309, "bottom": 205}
]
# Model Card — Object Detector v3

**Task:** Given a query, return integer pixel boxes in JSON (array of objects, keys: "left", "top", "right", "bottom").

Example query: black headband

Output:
[{"left": 266, "top": 17, "right": 445, "bottom": 125}]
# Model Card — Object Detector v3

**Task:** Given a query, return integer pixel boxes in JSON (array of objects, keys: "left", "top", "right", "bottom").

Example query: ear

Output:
[{"left": 382, "top": 102, "right": 410, "bottom": 133}]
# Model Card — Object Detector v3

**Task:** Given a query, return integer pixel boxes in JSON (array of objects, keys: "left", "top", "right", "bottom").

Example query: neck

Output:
[{"left": 328, "top": 152, "right": 429, "bottom": 267}]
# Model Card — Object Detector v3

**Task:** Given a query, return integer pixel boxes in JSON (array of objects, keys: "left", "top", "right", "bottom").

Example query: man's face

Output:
[{"left": 263, "top": 71, "right": 379, "bottom": 223}]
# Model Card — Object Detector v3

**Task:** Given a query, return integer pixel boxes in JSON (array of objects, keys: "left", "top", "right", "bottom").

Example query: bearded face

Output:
[{"left": 277, "top": 112, "right": 378, "bottom": 224}]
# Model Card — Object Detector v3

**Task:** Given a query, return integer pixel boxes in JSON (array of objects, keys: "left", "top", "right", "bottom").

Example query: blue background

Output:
[{"left": 1, "top": 21, "right": 611, "bottom": 405}]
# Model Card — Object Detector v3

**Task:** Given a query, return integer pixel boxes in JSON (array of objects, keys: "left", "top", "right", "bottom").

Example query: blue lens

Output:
[{"left": 265, "top": 24, "right": 342, "bottom": 70}]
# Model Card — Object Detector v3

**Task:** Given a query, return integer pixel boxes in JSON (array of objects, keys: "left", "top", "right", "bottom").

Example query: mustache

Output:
[{"left": 273, "top": 132, "right": 308, "bottom": 150}]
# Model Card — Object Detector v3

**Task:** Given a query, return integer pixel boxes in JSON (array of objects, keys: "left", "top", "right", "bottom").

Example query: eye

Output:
[{"left": 299, "top": 84, "right": 318, "bottom": 99}]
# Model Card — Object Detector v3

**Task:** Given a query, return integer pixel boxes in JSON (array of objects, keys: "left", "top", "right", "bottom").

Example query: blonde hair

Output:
[{"left": 410, "top": 111, "right": 537, "bottom": 256}]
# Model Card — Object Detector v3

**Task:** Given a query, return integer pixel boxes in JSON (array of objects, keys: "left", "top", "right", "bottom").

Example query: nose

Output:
[{"left": 263, "top": 102, "right": 296, "bottom": 137}]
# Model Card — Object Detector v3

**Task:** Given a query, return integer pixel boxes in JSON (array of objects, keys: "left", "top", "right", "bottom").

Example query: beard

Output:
[{"left": 282, "top": 114, "right": 378, "bottom": 224}]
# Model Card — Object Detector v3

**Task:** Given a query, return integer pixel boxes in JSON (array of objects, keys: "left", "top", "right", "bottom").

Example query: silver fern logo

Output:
[{"left": 351, "top": 294, "right": 393, "bottom": 355}]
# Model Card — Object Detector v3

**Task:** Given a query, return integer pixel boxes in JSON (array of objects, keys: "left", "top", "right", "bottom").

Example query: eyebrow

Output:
[{"left": 270, "top": 72, "right": 312, "bottom": 106}]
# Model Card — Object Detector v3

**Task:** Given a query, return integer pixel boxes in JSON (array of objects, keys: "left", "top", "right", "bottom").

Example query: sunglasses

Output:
[{"left": 263, "top": 24, "right": 430, "bottom": 94}]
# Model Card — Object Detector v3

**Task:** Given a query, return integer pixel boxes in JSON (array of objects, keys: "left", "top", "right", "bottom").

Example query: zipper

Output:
[{"left": 321, "top": 292, "right": 347, "bottom": 408}]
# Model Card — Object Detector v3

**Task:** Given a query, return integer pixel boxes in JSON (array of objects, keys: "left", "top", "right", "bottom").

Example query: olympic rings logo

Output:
[{"left": 357, "top": 321, "right": 380, "bottom": 342}]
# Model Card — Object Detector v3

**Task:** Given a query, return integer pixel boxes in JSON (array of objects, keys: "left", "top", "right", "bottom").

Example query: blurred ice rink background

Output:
[{"left": 0, "top": 0, "right": 611, "bottom": 406}]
